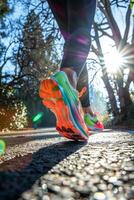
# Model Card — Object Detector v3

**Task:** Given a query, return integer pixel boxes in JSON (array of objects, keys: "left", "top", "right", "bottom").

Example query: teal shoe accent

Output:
[{"left": 52, "top": 71, "right": 78, "bottom": 105}]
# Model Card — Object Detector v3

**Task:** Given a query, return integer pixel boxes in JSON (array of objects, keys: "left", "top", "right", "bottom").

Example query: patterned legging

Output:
[{"left": 47, "top": 0, "right": 96, "bottom": 107}]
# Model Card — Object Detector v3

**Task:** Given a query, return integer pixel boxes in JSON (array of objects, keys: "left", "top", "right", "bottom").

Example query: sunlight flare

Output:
[{"left": 104, "top": 48, "right": 125, "bottom": 73}]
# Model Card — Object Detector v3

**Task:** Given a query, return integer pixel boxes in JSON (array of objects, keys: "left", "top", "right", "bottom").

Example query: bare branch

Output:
[
  {"left": 123, "top": 5, "right": 132, "bottom": 42},
  {"left": 98, "top": 0, "right": 122, "bottom": 46},
  {"left": 125, "top": 68, "right": 134, "bottom": 89},
  {"left": 89, "top": 67, "right": 102, "bottom": 85},
  {"left": 132, "top": 19, "right": 134, "bottom": 44},
  {"left": 97, "top": 27, "right": 113, "bottom": 39},
  {"left": 0, "top": 41, "right": 14, "bottom": 69}
]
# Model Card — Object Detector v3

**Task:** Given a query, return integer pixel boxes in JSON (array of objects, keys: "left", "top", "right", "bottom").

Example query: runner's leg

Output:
[{"left": 47, "top": 0, "right": 96, "bottom": 110}]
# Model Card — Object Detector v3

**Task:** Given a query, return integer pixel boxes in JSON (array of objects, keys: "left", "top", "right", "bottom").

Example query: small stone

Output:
[
  {"left": 42, "top": 183, "right": 48, "bottom": 192},
  {"left": 109, "top": 176, "right": 122, "bottom": 186},
  {"left": 109, "top": 177, "right": 117, "bottom": 183},
  {"left": 87, "top": 182, "right": 98, "bottom": 192},
  {"left": 94, "top": 163, "right": 101, "bottom": 168},
  {"left": 131, "top": 185, "right": 134, "bottom": 191},
  {"left": 113, "top": 188, "right": 118, "bottom": 194},
  {"left": 21, "top": 191, "right": 32, "bottom": 200},
  {"left": 126, "top": 191, "right": 134, "bottom": 199},
  {"left": 123, "top": 161, "right": 134, "bottom": 172},
  {"left": 103, "top": 175, "right": 109, "bottom": 181},
  {"left": 60, "top": 187, "right": 74, "bottom": 198},
  {"left": 47, "top": 184, "right": 61, "bottom": 194},
  {"left": 78, "top": 180, "right": 85, "bottom": 186},
  {"left": 98, "top": 183, "right": 107, "bottom": 191},
  {"left": 62, "top": 179, "right": 71, "bottom": 186},
  {"left": 92, "top": 176, "right": 100, "bottom": 184},
  {"left": 70, "top": 177, "right": 77, "bottom": 183},
  {"left": 74, "top": 186, "right": 90, "bottom": 197},
  {"left": 89, "top": 170, "right": 95, "bottom": 175},
  {"left": 92, "top": 192, "right": 106, "bottom": 200},
  {"left": 42, "top": 195, "right": 50, "bottom": 200}
]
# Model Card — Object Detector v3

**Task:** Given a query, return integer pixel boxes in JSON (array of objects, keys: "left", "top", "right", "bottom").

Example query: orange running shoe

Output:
[{"left": 39, "top": 71, "right": 90, "bottom": 141}]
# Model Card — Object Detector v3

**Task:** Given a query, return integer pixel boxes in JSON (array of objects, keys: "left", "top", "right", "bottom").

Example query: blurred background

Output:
[{"left": 0, "top": 0, "right": 134, "bottom": 132}]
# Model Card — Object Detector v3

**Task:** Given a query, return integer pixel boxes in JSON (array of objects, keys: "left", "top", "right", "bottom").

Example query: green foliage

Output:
[
  {"left": 0, "top": 86, "right": 28, "bottom": 131},
  {"left": 0, "top": 0, "right": 9, "bottom": 18},
  {"left": 16, "top": 10, "right": 58, "bottom": 83},
  {"left": 127, "top": 104, "right": 134, "bottom": 125},
  {"left": 90, "top": 88, "right": 108, "bottom": 116},
  {"left": 12, "top": 10, "right": 58, "bottom": 129},
  {"left": 130, "top": 0, "right": 134, "bottom": 9},
  {"left": 0, "top": 102, "right": 28, "bottom": 132}
]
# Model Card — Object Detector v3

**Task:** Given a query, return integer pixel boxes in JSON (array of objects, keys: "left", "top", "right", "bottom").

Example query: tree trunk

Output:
[
  {"left": 101, "top": 66, "right": 119, "bottom": 116},
  {"left": 119, "top": 87, "right": 134, "bottom": 117}
]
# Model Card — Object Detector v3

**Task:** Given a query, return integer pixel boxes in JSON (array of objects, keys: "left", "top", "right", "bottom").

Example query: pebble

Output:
[
  {"left": 42, "top": 195, "right": 50, "bottom": 200},
  {"left": 47, "top": 184, "right": 61, "bottom": 194},
  {"left": 92, "top": 192, "right": 106, "bottom": 200},
  {"left": 42, "top": 183, "right": 48, "bottom": 191},
  {"left": 74, "top": 186, "right": 90, "bottom": 197},
  {"left": 60, "top": 187, "right": 74, "bottom": 198},
  {"left": 97, "top": 183, "right": 107, "bottom": 191},
  {"left": 109, "top": 176, "right": 122, "bottom": 186}
]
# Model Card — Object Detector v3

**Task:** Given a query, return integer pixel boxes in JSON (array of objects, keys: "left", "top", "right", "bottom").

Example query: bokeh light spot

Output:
[
  {"left": 0, "top": 140, "right": 6, "bottom": 155},
  {"left": 33, "top": 112, "right": 44, "bottom": 122}
]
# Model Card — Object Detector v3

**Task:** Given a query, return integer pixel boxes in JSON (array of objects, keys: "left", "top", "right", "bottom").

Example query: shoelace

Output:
[{"left": 78, "top": 86, "right": 87, "bottom": 98}]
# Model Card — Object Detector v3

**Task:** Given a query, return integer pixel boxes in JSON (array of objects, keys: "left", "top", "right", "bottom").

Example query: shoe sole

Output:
[
  {"left": 88, "top": 126, "right": 104, "bottom": 131},
  {"left": 52, "top": 72, "right": 89, "bottom": 140},
  {"left": 40, "top": 73, "right": 89, "bottom": 140}
]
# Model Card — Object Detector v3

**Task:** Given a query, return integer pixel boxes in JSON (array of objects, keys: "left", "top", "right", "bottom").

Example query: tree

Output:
[
  {"left": 13, "top": 10, "right": 58, "bottom": 127},
  {"left": 91, "top": 0, "right": 134, "bottom": 122},
  {"left": 0, "top": 1, "right": 58, "bottom": 130},
  {"left": 0, "top": 0, "right": 10, "bottom": 86},
  {"left": 0, "top": 0, "right": 9, "bottom": 18},
  {"left": 15, "top": 10, "right": 58, "bottom": 95}
]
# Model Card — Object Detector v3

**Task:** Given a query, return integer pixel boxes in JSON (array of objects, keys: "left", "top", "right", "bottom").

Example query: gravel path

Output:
[{"left": 0, "top": 129, "right": 134, "bottom": 200}]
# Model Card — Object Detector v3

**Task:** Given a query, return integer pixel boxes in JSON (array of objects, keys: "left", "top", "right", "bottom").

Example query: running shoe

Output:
[
  {"left": 39, "top": 71, "right": 90, "bottom": 141},
  {"left": 84, "top": 114, "right": 104, "bottom": 131}
]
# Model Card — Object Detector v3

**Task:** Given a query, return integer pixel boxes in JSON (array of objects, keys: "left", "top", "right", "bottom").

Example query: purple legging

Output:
[{"left": 47, "top": 0, "right": 96, "bottom": 107}]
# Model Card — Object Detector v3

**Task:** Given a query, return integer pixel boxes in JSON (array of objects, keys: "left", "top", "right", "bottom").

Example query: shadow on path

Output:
[
  {"left": 0, "top": 140, "right": 86, "bottom": 200},
  {"left": 0, "top": 133, "right": 61, "bottom": 146},
  {"left": 0, "top": 128, "right": 56, "bottom": 137}
]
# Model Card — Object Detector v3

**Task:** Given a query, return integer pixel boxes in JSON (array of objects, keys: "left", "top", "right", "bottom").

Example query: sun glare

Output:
[{"left": 104, "top": 48, "right": 125, "bottom": 73}]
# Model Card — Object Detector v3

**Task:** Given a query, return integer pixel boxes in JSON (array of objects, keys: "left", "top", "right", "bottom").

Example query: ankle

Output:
[
  {"left": 82, "top": 106, "right": 94, "bottom": 117},
  {"left": 61, "top": 68, "right": 77, "bottom": 88}
]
